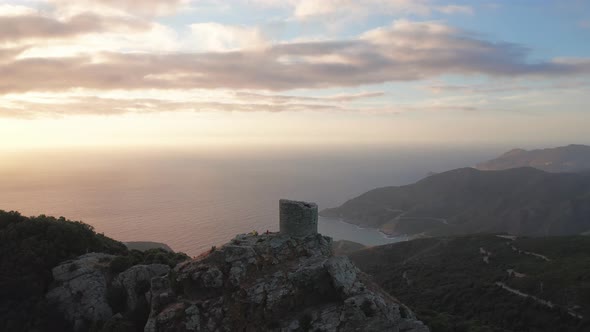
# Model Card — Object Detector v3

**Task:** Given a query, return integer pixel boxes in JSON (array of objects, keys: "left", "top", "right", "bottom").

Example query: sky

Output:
[{"left": 1, "top": 0, "right": 590, "bottom": 150}]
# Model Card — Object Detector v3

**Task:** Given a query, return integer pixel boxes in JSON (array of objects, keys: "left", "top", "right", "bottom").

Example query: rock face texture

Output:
[
  {"left": 46, "top": 253, "right": 115, "bottom": 331},
  {"left": 145, "top": 233, "right": 428, "bottom": 332},
  {"left": 46, "top": 253, "right": 171, "bottom": 331},
  {"left": 113, "top": 264, "right": 171, "bottom": 313}
]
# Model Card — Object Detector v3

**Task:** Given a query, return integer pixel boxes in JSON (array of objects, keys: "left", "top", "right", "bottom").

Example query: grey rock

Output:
[
  {"left": 46, "top": 253, "right": 115, "bottom": 331},
  {"left": 184, "top": 305, "right": 201, "bottom": 331},
  {"left": 228, "top": 262, "right": 245, "bottom": 286},
  {"left": 145, "top": 233, "right": 428, "bottom": 331},
  {"left": 223, "top": 245, "right": 256, "bottom": 263},
  {"left": 113, "top": 264, "right": 170, "bottom": 312},
  {"left": 145, "top": 275, "right": 176, "bottom": 331},
  {"left": 145, "top": 302, "right": 187, "bottom": 332},
  {"left": 325, "top": 256, "right": 359, "bottom": 296},
  {"left": 200, "top": 266, "right": 223, "bottom": 288}
]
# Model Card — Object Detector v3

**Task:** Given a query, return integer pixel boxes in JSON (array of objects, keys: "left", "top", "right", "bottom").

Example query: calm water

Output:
[{"left": 0, "top": 145, "right": 501, "bottom": 255}]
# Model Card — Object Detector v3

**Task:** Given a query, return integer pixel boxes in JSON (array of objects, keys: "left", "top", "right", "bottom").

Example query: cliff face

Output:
[{"left": 144, "top": 233, "right": 428, "bottom": 332}]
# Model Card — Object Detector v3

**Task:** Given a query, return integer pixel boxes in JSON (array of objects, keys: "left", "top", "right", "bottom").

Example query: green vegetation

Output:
[
  {"left": 321, "top": 167, "right": 590, "bottom": 237},
  {"left": 349, "top": 234, "right": 590, "bottom": 332},
  {"left": 0, "top": 210, "right": 187, "bottom": 332},
  {"left": 0, "top": 210, "right": 127, "bottom": 332},
  {"left": 124, "top": 241, "right": 173, "bottom": 252},
  {"left": 109, "top": 248, "right": 189, "bottom": 274}
]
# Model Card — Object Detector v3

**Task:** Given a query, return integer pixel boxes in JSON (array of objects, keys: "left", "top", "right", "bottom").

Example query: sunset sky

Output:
[{"left": 1, "top": 0, "right": 590, "bottom": 149}]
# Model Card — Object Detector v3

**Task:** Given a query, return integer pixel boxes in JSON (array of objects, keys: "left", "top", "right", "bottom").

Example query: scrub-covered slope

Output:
[
  {"left": 322, "top": 167, "right": 590, "bottom": 237},
  {"left": 349, "top": 234, "right": 590, "bottom": 331}
]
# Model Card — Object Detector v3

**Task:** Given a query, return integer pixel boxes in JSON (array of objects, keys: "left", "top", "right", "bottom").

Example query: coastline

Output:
[{"left": 320, "top": 216, "right": 410, "bottom": 242}]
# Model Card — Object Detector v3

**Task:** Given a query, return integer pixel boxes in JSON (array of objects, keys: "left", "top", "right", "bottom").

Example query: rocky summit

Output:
[
  {"left": 145, "top": 232, "right": 428, "bottom": 332},
  {"left": 38, "top": 199, "right": 427, "bottom": 331}
]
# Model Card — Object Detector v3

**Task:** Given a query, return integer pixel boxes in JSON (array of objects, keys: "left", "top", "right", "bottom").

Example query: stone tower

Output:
[{"left": 279, "top": 199, "right": 318, "bottom": 238}]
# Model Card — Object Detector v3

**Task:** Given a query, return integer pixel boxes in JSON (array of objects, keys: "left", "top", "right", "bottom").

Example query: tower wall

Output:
[{"left": 279, "top": 199, "right": 318, "bottom": 237}]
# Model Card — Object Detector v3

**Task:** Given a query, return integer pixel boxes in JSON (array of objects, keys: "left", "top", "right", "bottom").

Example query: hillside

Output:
[
  {"left": 0, "top": 210, "right": 188, "bottom": 332},
  {"left": 321, "top": 167, "right": 590, "bottom": 237},
  {"left": 477, "top": 144, "right": 590, "bottom": 172},
  {"left": 332, "top": 240, "right": 367, "bottom": 255},
  {"left": 0, "top": 210, "right": 128, "bottom": 331},
  {"left": 348, "top": 234, "right": 590, "bottom": 332}
]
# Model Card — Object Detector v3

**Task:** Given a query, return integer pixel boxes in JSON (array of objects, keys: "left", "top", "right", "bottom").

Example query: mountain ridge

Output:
[
  {"left": 477, "top": 144, "right": 590, "bottom": 173},
  {"left": 321, "top": 167, "right": 590, "bottom": 237}
]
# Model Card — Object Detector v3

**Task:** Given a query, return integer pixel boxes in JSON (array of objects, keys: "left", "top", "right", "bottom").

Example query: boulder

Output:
[
  {"left": 113, "top": 264, "right": 170, "bottom": 313},
  {"left": 46, "top": 253, "right": 115, "bottom": 331}
]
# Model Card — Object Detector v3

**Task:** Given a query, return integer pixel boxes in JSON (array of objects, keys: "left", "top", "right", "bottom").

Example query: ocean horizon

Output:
[{"left": 1, "top": 145, "right": 504, "bottom": 255}]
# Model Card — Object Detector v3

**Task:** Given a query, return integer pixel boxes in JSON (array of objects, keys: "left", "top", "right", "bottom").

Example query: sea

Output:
[{"left": 0, "top": 145, "right": 503, "bottom": 256}]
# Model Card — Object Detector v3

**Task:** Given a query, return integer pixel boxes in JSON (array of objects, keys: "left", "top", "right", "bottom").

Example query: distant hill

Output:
[
  {"left": 477, "top": 144, "right": 590, "bottom": 172},
  {"left": 348, "top": 234, "right": 590, "bottom": 331},
  {"left": 320, "top": 167, "right": 590, "bottom": 237}
]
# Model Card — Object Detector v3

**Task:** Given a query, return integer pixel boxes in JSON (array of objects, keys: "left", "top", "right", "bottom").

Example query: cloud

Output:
[
  {"left": 47, "top": 0, "right": 190, "bottom": 16},
  {"left": 0, "top": 95, "right": 349, "bottom": 118},
  {"left": 0, "top": 4, "right": 37, "bottom": 16},
  {"left": 0, "top": 46, "right": 26, "bottom": 62},
  {"left": 292, "top": 0, "right": 472, "bottom": 20},
  {"left": 427, "top": 79, "right": 590, "bottom": 95},
  {"left": 321, "top": 91, "right": 385, "bottom": 101},
  {"left": 189, "top": 22, "right": 269, "bottom": 51},
  {"left": 0, "top": 12, "right": 149, "bottom": 44},
  {"left": 235, "top": 91, "right": 385, "bottom": 103},
  {"left": 0, "top": 20, "right": 588, "bottom": 95},
  {"left": 0, "top": 92, "right": 489, "bottom": 118},
  {"left": 436, "top": 5, "right": 473, "bottom": 15},
  {"left": 0, "top": 86, "right": 383, "bottom": 118}
]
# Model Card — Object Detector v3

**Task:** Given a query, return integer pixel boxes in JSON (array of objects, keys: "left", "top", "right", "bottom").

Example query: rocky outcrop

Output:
[
  {"left": 145, "top": 233, "right": 428, "bottom": 332},
  {"left": 46, "top": 253, "right": 171, "bottom": 331},
  {"left": 113, "top": 264, "right": 170, "bottom": 313},
  {"left": 44, "top": 231, "right": 427, "bottom": 331},
  {"left": 46, "top": 253, "right": 115, "bottom": 331}
]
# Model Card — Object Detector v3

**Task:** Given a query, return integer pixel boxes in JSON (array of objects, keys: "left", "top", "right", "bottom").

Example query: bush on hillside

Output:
[{"left": 0, "top": 210, "right": 127, "bottom": 332}]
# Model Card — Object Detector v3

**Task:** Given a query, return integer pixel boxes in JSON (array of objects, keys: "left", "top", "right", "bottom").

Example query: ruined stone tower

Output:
[{"left": 279, "top": 199, "right": 318, "bottom": 237}]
